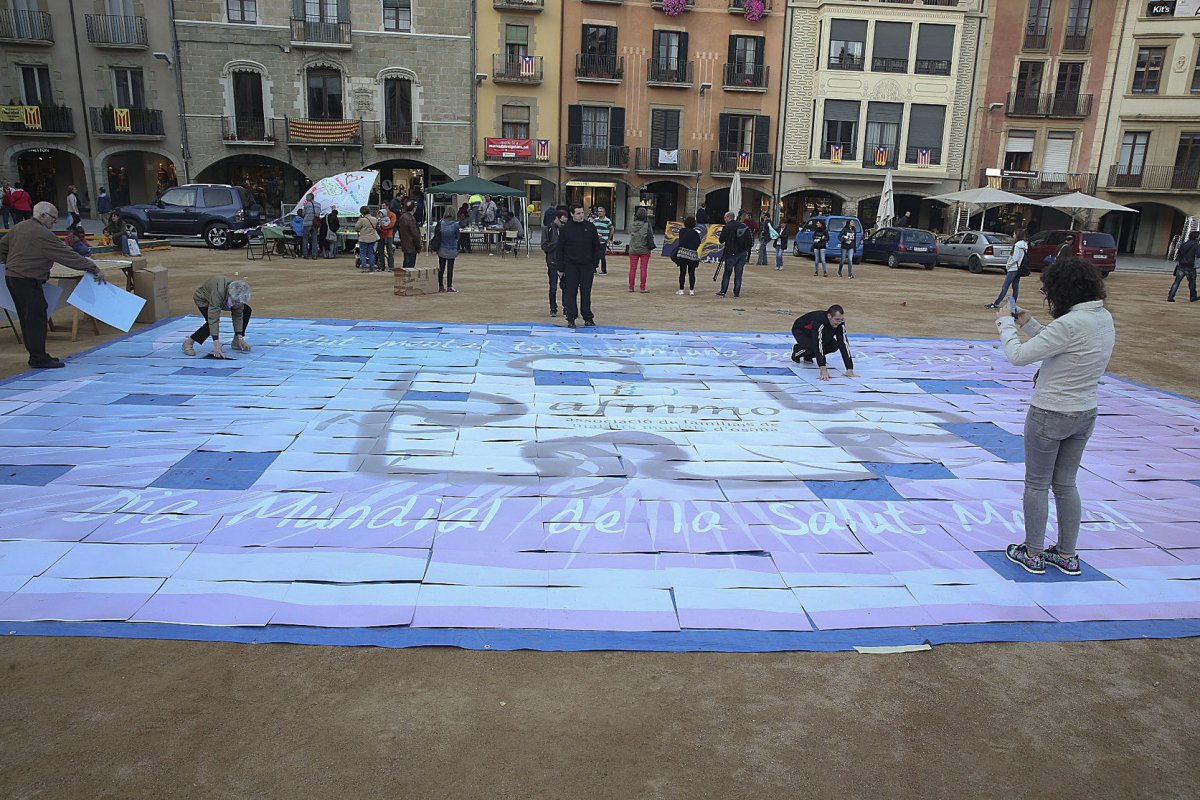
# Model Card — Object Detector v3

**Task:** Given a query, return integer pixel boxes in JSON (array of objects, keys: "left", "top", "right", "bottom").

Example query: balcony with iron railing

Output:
[
  {"left": 1023, "top": 24, "right": 1050, "bottom": 50},
  {"left": 647, "top": 58, "right": 693, "bottom": 86},
  {"left": 0, "top": 9, "right": 53, "bottom": 43},
  {"left": 727, "top": 0, "right": 773, "bottom": 13},
  {"left": 493, "top": 0, "right": 544, "bottom": 9},
  {"left": 634, "top": 147, "right": 700, "bottom": 174},
  {"left": 872, "top": 57, "right": 908, "bottom": 74},
  {"left": 723, "top": 63, "right": 769, "bottom": 90},
  {"left": 493, "top": 54, "right": 543, "bottom": 84},
  {"left": 904, "top": 145, "right": 943, "bottom": 166},
  {"left": 1062, "top": 28, "right": 1091, "bottom": 52},
  {"left": 84, "top": 14, "right": 147, "bottom": 47},
  {"left": 285, "top": 118, "right": 362, "bottom": 146},
  {"left": 289, "top": 18, "right": 351, "bottom": 47},
  {"left": 914, "top": 59, "right": 951, "bottom": 76},
  {"left": 0, "top": 105, "right": 73, "bottom": 135},
  {"left": 820, "top": 142, "right": 857, "bottom": 162},
  {"left": 862, "top": 143, "right": 899, "bottom": 169},
  {"left": 829, "top": 53, "right": 864, "bottom": 71},
  {"left": 375, "top": 121, "right": 422, "bottom": 147},
  {"left": 985, "top": 170, "right": 1098, "bottom": 196},
  {"left": 575, "top": 54, "right": 624, "bottom": 82},
  {"left": 651, "top": 0, "right": 694, "bottom": 8},
  {"left": 88, "top": 106, "right": 164, "bottom": 137},
  {"left": 1006, "top": 92, "right": 1092, "bottom": 117},
  {"left": 565, "top": 144, "right": 629, "bottom": 170},
  {"left": 1106, "top": 165, "right": 1200, "bottom": 191},
  {"left": 710, "top": 151, "right": 772, "bottom": 176},
  {"left": 221, "top": 116, "right": 277, "bottom": 144}
]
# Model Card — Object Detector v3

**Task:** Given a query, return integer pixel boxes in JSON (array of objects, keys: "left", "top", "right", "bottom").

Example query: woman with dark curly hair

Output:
[{"left": 994, "top": 257, "right": 1114, "bottom": 575}]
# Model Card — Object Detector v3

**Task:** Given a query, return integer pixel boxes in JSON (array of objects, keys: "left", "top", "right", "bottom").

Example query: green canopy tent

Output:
[{"left": 424, "top": 177, "right": 530, "bottom": 255}]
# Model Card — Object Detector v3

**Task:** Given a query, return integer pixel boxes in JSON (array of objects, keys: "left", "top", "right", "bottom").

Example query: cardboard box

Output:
[
  {"left": 133, "top": 265, "right": 169, "bottom": 323},
  {"left": 394, "top": 267, "right": 433, "bottom": 296}
]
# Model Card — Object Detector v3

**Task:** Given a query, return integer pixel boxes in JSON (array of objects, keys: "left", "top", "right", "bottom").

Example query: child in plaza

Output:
[{"left": 182, "top": 276, "right": 252, "bottom": 359}]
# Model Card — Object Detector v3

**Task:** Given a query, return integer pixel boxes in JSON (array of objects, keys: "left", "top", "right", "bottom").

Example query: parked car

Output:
[
  {"left": 862, "top": 227, "right": 938, "bottom": 269},
  {"left": 793, "top": 215, "right": 864, "bottom": 260},
  {"left": 117, "top": 184, "right": 263, "bottom": 249},
  {"left": 1025, "top": 229, "right": 1118, "bottom": 275},
  {"left": 937, "top": 231, "right": 1015, "bottom": 273}
]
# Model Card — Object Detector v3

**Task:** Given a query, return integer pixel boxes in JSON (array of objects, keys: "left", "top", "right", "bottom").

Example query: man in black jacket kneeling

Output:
[{"left": 791, "top": 304, "right": 858, "bottom": 381}]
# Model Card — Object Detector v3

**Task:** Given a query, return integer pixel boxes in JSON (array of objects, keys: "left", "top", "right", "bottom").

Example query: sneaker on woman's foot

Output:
[
  {"left": 1043, "top": 545, "right": 1082, "bottom": 576},
  {"left": 1006, "top": 543, "right": 1045, "bottom": 575},
  {"left": 688, "top": 290, "right": 695, "bottom": 296},
  {"left": 182, "top": 337, "right": 195, "bottom": 356},
  {"left": 676, "top": 289, "right": 685, "bottom": 295},
  {"left": 447, "top": 287, "right": 458, "bottom": 293}
]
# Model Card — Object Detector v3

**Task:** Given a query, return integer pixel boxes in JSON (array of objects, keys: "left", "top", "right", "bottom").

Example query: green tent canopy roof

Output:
[{"left": 426, "top": 176, "right": 526, "bottom": 197}]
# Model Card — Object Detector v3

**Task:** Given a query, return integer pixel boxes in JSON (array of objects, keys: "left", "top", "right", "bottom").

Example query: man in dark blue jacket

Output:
[
  {"left": 555, "top": 204, "right": 601, "bottom": 328},
  {"left": 1168, "top": 230, "right": 1198, "bottom": 302}
]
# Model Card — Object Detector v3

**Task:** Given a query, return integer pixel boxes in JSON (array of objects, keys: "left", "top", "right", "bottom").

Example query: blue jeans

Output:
[
  {"left": 377, "top": 236, "right": 395, "bottom": 270},
  {"left": 358, "top": 241, "right": 376, "bottom": 271},
  {"left": 1022, "top": 406, "right": 1097, "bottom": 555},
  {"left": 303, "top": 225, "right": 320, "bottom": 257},
  {"left": 993, "top": 271, "right": 1021, "bottom": 305},
  {"left": 839, "top": 247, "right": 854, "bottom": 276},
  {"left": 757, "top": 241, "right": 769, "bottom": 265},
  {"left": 813, "top": 248, "right": 827, "bottom": 274},
  {"left": 775, "top": 244, "right": 784, "bottom": 268},
  {"left": 720, "top": 251, "right": 748, "bottom": 296}
]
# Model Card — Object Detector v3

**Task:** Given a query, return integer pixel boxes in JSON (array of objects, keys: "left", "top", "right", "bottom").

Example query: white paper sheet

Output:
[{"left": 66, "top": 272, "right": 145, "bottom": 332}]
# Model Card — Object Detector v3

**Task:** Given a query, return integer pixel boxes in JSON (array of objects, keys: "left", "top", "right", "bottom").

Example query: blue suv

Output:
[
  {"left": 117, "top": 184, "right": 263, "bottom": 249},
  {"left": 793, "top": 215, "right": 864, "bottom": 260}
]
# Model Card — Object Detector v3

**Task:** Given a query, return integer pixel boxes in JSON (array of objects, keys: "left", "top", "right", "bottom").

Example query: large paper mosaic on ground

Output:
[{"left": 1, "top": 317, "right": 1198, "bottom": 650}]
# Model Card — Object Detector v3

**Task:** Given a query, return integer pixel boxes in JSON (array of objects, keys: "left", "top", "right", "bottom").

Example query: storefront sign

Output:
[
  {"left": 0, "top": 105, "right": 41, "bottom": 129},
  {"left": 486, "top": 138, "right": 532, "bottom": 159},
  {"left": 1147, "top": 0, "right": 1199, "bottom": 14},
  {"left": 1001, "top": 169, "right": 1039, "bottom": 178}
]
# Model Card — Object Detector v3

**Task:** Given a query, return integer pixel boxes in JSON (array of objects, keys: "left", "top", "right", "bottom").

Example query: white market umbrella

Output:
[
  {"left": 1040, "top": 191, "right": 1138, "bottom": 229},
  {"left": 877, "top": 170, "right": 895, "bottom": 229},
  {"left": 929, "top": 186, "right": 1041, "bottom": 233},
  {"left": 729, "top": 170, "right": 743, "bottom": 218}
]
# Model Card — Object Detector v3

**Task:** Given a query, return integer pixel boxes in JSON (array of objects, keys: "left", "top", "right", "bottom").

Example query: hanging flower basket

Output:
[
  {"left": 661, "top": 0, "right": 688, "bottom": 16},
  {"left": 743, "top": 0, "right": 766, "bottom": 21}
]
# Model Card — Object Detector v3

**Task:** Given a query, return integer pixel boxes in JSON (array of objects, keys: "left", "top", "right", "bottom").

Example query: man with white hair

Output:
[
  {"left": 183, "top": 275, "right": 252, "bottom": 359},
  {"left": 0, "top": 201, "right": 106, "bottom": 368}
]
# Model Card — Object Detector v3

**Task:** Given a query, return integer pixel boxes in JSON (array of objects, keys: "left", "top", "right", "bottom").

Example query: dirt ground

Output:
[{"left": 1, "top": 246, "right": 1198, "bottom": 799}]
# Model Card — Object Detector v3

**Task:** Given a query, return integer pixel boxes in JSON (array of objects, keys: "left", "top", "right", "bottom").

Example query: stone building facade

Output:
[
  {"left": 1, "top": 0, "right": 185, "bottom": 214},
  {"left": 173, "top": 0, "right": 472, "bottom": 217},
  {"left": 779, "top": 0, "right": 984, "bottom": 231}
]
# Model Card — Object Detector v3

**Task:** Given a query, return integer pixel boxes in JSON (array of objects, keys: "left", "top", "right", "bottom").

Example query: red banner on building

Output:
[{"left": 486, "top": 138, "right": 533, "bottom": 159}]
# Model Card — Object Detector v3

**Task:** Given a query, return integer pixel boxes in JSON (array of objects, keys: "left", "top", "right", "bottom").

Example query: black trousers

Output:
[
  {"left": 5, "top": 276, "right": 49, "bottom": 361},
  {"left": 676, "top": 261, "right": 697, "bottom": 290},
  {"left": 560, "top": 267, "right": 595, "bottom": 323},
  {"left": 438, "top": 257, "right": 455, "bottom": 289},
  {"left": 192, "top": 304, "right": 252, "bottom": 344},
  {"left": 546, "top": 259, "right": 561, "bottom": 312}
]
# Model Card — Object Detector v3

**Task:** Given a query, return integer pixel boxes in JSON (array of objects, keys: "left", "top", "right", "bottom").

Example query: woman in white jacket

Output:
[{"left": 995, "top": 257, "right": 1115, "bottom": 576}]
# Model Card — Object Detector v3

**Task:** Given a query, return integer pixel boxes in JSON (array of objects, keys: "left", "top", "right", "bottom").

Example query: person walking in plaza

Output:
[
  {"left": 104, "top": 210, "right": 128, "bottom": 256},
  {"left": 4, "top": 182, "right": 33, "bottom": 224},
  {"left": 397, "top": 201, "right": 421, "bottom": 270},
  {"left": 838, "top": 221, "right": 857, "bottom": 277},
  {"left": 790, "top": 305, "right": 857, "bottom": 381},
  {"left": 591, "top": 206, "right": 614, "bottom": 275},
  {"left": 672, "top": 215, "right": 702, "bottom": 296},
  {"left": 1, "top": 180, "right": 12, "bottom": 229},
  {"left": 376, "top": 203, "right": 397, "bottom": 271},
  {"left": 320, "top": 206, "right": 340, "bottom": 259},
  {"left": 774, "top": 222, "right": 787, "bottom": 271},
  {"left": 717, "top": 211, "right": 753, "bottom": 298},
  {"left": 1168, "top": 230, "right": 1198, "bottom": 302},
  {"left": 757, "top": 213, "right": 772, "bottom": 266},
  {"left": 627, "top": 206, "right": 654, "bottom": 293},
  {"left": 0, "top": 201, "right": 106, "bottom": 369},
  {"left": 182, "top": 275, "right": 252, "bottom": 359},
  {"left": 354, "top": 206, "right": 379, "bottom": 273},
  {"left": 812, "top": 220, "right": 829, "bottom": 276},
  {"left": 64, "top": 185, "right": 81, "bottom": 230},
  {"left": 996, "top": 258, "right": 1115, "bottom": 576},
  {"left": 435, "top": 207, "right": 460, "bottom": 293},
  {"left": 986, "top": 233, "right": 1029, "bottom": 309},
  {"left": 300, "top": 191, "right": 322, "bottom": 259},
  {"left": 95, "top": 186, "right": 111, "bottom": 220},
  {"left": 541, "top": 209, "right": 567, "bottom": 316},
  {"left": 556, "top": 203, "right": 602, "bottom": 329}
]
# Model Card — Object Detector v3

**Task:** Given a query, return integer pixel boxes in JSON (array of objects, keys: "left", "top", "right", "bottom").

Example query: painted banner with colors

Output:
[
  {"left": 661, "top": 222, "right": 728, "bottom": 262},
  {"left": 291, "top": 171, "right": 379, "bottom": 217}
]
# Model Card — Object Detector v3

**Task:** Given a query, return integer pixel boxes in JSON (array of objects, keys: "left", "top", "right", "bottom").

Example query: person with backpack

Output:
[
  {"left": 717, "top": 211, "right": 754, "bottom": 298},
  {"left": 812, "top": 220, "right": 830, "bottom": 276},
  {"left": 1168, "top": 230, "right": 1199, "bottom": 303},
  {"left": 838, "top": 221, "right": 857, "bottom": 278},
  {"left": 542, "top": 209, "right": 567, "bottom": 316},
  {"left": 672, "top": 215, "right": 703, "bottom": 296}
]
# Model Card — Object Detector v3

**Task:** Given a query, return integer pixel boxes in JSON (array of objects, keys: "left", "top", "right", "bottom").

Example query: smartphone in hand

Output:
[{"left": 1008, "top": 297, "right": 1019, "bottom": 318}]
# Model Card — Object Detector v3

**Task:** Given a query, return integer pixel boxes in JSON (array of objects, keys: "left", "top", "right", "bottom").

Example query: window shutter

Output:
[
  {"left": 679, "top": 31, "right": 689, "bottom": 61},
  {"left": 718, "top": 112, "right": 733, "bottom": 152},
  {"left": 652, "top": 30, "right": 661, "bottom": 55},
  {"left": 830, "top": 20, "right": 867, "bottom": 43},
  {"left": 1042, "top": 134, "right": 1074, "bottom": 174},
  {"left": 823, "top": 100, "right": 860, "bottom": 122},
  {"left": 728, "top": 36, "right": 737, "bottom": 64},
  {"left": 568, "top": 105, "right": 582, "bottom": 145},
  {"left": 607, "top": 27, "right": 618, "bottom": 56},
  {"left": 873, "top": 22, "right": 911, "bottom": 61},
  {"left": 336, "top": 0, "right": 350, "bottom": 23},
  {"left": 753, "top": 115, "right": 770, "bottom": 154},
  {"left": 292, "top": 0, "right": 304, "bottom": 18},
  {"left": 754, "top": 37, "right": 765, "bottom": 66},
  {"left": 906, "top": 105, "right": 945, "bottom": 149},
  {"left": 650, "top": 109, "right": 666, "bottom": 149},
  {"left": 916, "top": 24, "right": 954, "bottom": 62},
  {"left": 609, "top": 107, "right": 625, "bottom": 147}
]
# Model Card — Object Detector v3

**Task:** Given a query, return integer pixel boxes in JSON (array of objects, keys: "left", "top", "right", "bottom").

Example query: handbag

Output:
[
  {"left": 125, "top": 238, "right": 141, "bottom": 256},
  {"left": 430, "top": 229, "right": 442, "bottom": 251},
  {"left": 675, "top": 247, "right": 700, "bottom": 262}
]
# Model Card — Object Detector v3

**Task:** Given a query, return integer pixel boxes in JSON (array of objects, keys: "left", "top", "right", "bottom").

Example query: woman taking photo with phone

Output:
[{"left": 995, "top": 258, "right": 1115, "bottom": 576}]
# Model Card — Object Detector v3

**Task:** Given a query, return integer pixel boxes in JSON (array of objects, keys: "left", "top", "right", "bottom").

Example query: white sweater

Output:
[{"left": 996, "top": 300, "right": 1114, "bottom": 412}]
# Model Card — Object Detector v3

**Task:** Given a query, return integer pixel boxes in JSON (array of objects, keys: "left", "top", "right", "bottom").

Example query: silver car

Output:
[{"left": 937, "top": 231, "right": 1015, "bottom": 273}]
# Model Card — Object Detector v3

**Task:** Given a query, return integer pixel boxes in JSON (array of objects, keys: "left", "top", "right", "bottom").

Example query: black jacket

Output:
[
  {"left": 720, "top": 220, "right": 747, "bottom": 260},
  {"left": 1177, "top": 239, "right": 1198, "bottom": 268},
  {"left": 556, "top": 218, "right": 601, "bottom": 273},
  {"left": 792, "top": 310, "right": 854, "bottom": 370},
  {"left": 812, "top": 227, "right": 829, "bottom": 251},
  {"left": 673, "top": 225, "right": 703, "bottom": 265}
]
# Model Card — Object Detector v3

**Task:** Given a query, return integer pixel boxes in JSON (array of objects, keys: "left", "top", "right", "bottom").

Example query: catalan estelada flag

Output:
[
  {"left": 736, "top": 151, "right": 750, "bottom": 172},
  {"left": 22, "top": 105, "right": 41, "bottom": 130},
  {"left": 830, "top": 144, "right": 842, "bottom": 163},
  {"left": 520, "top": 56, "right": 536, "bottom": 77},
  {"left": 874, "top": 145, "right": 888, "bottom": 166},
  {"left": 114, "top": 108, "right": 131, "bottom": 133},
  {"left": 535, "top": 139, "right": 550, "bottom": 161},
  {"left": 917, "top": 148, "right": 931, "bottom": 167}
]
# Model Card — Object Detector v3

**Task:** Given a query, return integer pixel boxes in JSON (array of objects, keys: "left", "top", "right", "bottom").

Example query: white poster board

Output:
[{"left": 291, "top": 171, "right": 378, "bottom": 216}]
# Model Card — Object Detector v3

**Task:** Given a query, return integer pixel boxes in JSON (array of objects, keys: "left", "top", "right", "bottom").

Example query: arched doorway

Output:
[
  {"left": 366, "top": 158, "right": 450, "bottom": 206},
  {"left": 1099, "top": 201, "right": 1187, "bottom": 256},
  {"left": 196, "top": 155, "right": 310, "bottom": 219},
  {"left": 781, "top": 190, "right": 844, "bottom": 229},
  {"left": 11, "top": 147, "right": 89, "bottom": 213},
  {"left": 644, "top": 179, "right": 690, "bottom": 231},
  {"left": 100, "top": 150, "right": 179, "bottom": 207},
  {"left": 705, "top": 185, "right": 771, "bottom": 224},
  {"left": 858, "top": 193, "right": 941, "bottom": 231}
]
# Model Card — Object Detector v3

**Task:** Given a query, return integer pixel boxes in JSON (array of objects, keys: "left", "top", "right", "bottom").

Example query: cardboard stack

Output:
[
  {"left": 131, "top": 260, "right": 169, "bottom": 323},
  {"left": 394, "top": 267, "right": 434, "bottom": 296}
]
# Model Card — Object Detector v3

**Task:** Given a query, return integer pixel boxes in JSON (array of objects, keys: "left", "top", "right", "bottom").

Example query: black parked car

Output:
[{"left": 117, "top": 184, "right": 263, "bottom": 249}]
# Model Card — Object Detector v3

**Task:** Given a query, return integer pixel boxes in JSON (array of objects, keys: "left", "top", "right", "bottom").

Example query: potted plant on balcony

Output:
[
  {"left": 661, "top": 0, "right": 688, "bottom": 16},
  {"left": 743, "top": 0, "right": 766, "bottom": 21}
]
